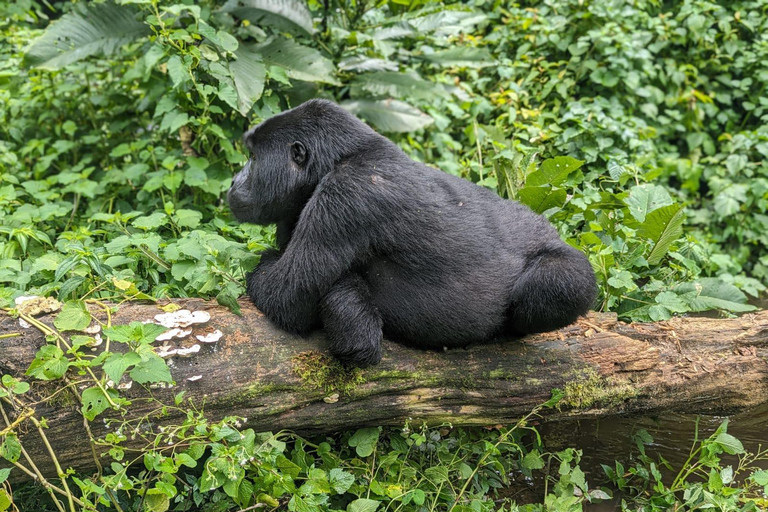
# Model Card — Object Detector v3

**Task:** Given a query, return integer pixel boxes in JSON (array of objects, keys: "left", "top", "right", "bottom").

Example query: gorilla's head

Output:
[{"left": 227, "top": 99, "right": 377, "bottom": 225}]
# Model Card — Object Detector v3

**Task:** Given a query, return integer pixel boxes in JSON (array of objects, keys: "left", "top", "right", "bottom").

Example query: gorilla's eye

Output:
[
  {"left": 249, "top": 150, "right": 256, "bottom": 160},
  {"left": 291, "top": 141, "right": 307, "bottom": 166}
]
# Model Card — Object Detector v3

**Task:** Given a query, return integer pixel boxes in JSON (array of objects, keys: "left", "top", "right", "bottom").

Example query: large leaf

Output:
[
  {"left": 230, "top": 46, "right": 267, "bottom": 116},
  {"left": 254, "top": 37, "right": 338, "bottom": 84},
  {"left": 517, "top": 186, "right": 567, "bottom": 214},
  {"left": 626, "top": 184, "right": 673, "bottom": 222},
  {"left": 339, "top": 56, "right": 398, "bottom": 72},
  {"left": 25, "top": 3, "right": 151, "bottom": 69},
  {"left": 341, "top": 100, "right": 433, "bottom": 133},
  {"left": 637, "top": 204, "right": 685, "bottom": 265},
  {"left": 526, "top": 156, "right": 584, "bottom": 187},
  {"left": 220, "top": 0, "right": 314, "bottom": 36},
  {"left": 408, "top": 10, "right": 488, "bottom": 33},
  {"left": 350, "top": 71, "right": 443, "bottom": 100},
  {"left": 674, "top": 278, "right": 757, "bottom": 313},
  {"left": 423, "top": 47, "right": 495, "bottom": 68}
]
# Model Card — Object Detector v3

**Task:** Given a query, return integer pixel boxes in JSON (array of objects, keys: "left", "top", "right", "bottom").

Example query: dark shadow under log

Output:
[{"left": 1, "top": 299, "right": 767, "bottom": 479}]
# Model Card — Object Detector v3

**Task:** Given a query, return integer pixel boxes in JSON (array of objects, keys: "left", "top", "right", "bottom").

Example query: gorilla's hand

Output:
[
  {"left": 246, "top": 249, "right": 281, "bottom": 305},
  {"left": 246, "top": 248, "right": 319, "bottom": 333}
]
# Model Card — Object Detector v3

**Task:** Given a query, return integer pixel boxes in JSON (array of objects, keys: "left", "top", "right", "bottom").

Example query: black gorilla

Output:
[{"left": 228, "top": 99, "right": 597, "bottom": 367}]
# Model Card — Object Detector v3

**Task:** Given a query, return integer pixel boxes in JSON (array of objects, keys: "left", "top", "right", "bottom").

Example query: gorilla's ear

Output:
[{"left": 291, "top": 141, "right": 307, "bottom": 166}]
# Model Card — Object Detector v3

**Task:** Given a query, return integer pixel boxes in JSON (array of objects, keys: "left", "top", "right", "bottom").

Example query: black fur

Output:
[{"left": 228, "top": 99, "right": 598, "bottom": 367}]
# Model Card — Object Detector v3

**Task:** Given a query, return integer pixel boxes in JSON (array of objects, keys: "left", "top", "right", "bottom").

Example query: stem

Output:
[
  {"left": 449, "top": 406, "right": 541, "bottom": 511},
  {"left": 29, "top": 415, "right": 77, "bottom": 512},
  {"left": 19, "top": 312, "right": 119, "bottom": 409}
]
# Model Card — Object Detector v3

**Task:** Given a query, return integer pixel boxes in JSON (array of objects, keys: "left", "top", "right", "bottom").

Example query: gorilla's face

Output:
[{"left": 227, "top": 124, "right": 311, "bottom": 225}]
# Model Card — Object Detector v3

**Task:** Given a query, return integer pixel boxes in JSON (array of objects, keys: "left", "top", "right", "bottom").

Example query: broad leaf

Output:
[
  {"left": 637, "top": 204, "right": 685, "bottom": 265},
  {"left": 54, "top": 300, "right": 91, "bottom": 331},
  {"left": 341, "top": 99, "right": 433, "bottom": 132},
  {"left": 339, "top": 56, "right": 398, "bottom": 72},
  {"left": 423, "top": 47, "right": 495, "bottom": 68},
  {"left": 81, "top": 386, "right": 117, "bottom": 421},
  {"left": 347, "top": 498, "right": 380, "bottom": 512},
  {"left": 220, "top": 0, "right": 314, "bottom": 36},
  {"left": 526, "top": 156, "right": 584, "bottom": 187},
  {"left": 26, "top": 345, "right": 69, "bottom": 380},
  {"left": 517, "top": 185, "right": 567, "bottom": 214},
  {"left": 230, "top": 46, "right": 267, "bottom": 116},
  {"left": 254, "top": 38, "right": 337, "bottom": 84},
  {"left": 348, "top": 427, "right": 380, "bottom": 457},
  {"left": 350, "top": 71, "right": 442, "bottom": 100},
  {"left": 626, "top": 184, "right": 673, "bottom": 222},
  {"left": 25, "top": 3, "right": 151, "bottom": 69},
  {"left": 674, "top": 278, "right": 757, "bottom": 313}
]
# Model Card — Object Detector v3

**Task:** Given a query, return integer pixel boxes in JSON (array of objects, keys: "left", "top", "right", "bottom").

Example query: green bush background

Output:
[{"left": 2, "top": 0, "right": 768, "bottom": 511}]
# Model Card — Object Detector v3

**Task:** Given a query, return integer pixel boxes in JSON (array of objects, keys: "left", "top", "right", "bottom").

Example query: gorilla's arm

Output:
[{"left": 246, "top": 171, "right": 379, "bottom": 333}]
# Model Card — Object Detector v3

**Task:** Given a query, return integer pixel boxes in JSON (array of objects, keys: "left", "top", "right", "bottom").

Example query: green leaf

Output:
[
  {"left": 674, "top": 278, "right": 757, "bottom": 313},
  {"left": 350, "top": 71, "right": 441, "bottom": 101},
  {"left": 254, "top": 37, "right": 337, "bottom": 84},
  {"left": 144, "top": 492, "right": 170, "bottom": 512},
  {"left": 526, "top": 156, "right": 584, "bottom": 187},
  {"left": 637, "top": 204, "right": 685, "bottom": 265},
  {"left": 517, "top": 185, "right": 567, "bottom": 214},
  {"left": 348, "top": 427, "right": 380, "bottom": 457},
  {"left": 752, "top": 469, "right": 768, "bottom": 486},
  {"left": 423, "top": 47, "right": 495, "bottom": 68},
  {"left": 230, "top": 46, "right": 267, "bottom": 116},
  {"left": 522, "top": 450, "right": 545, "bottom": 470},
  {"left": 0, "top": 433, "right": 21, "bottom": 463},
  {"left": 341, "top": 100, "right": 433, "bottom": 132},
  {"left": 26, "top": 345, "right": 70, "bottom": 380},
  {"left": 25, "top": 3, "right": 151, "bottom": 69},
  {"left": 714, "top": 433, "right": 745, "bottom": 455},
  {"left": 103, "top": 352, "right": 142, "bottom": 383},
  {"left": 174, "top": 209, "right": 203, "bottom": 229},
  {"left": 104, "top": 322, "right": 167, "bottom": 345},
  {"left": 132, "top": 212, "right": 169, "bottom": 230},
  {"left": 329, "top": 468, "right": 355, "bottom": 494},
  {"left": 166, "top": 56, "right": 189, "bottom": 88},
  {"left": 130, "top": 354, "right": 173, "bottom": 384},
  {"left": 220, "top": 0, "right": 315, "bottom": 35},
  {"left": 626, "top": 184, "right": 673, "bottom": 222},
  {"left": 0, "top": 468, "right": 10, "bottom": 484},
  {"left": 347, "top": 498, "right": 380, "bottom": 512},
  {"left": 424, "top": 466, "right": 449, "bottom": 483},
  {"left": 0, "top": 488, "right": 11, "bottom": 511},
  {"left": 81, "top": 387, "right": 117, "bottom": 421},
  {"left": 53, "top": 300, "right": 91, "bottom": 331}
]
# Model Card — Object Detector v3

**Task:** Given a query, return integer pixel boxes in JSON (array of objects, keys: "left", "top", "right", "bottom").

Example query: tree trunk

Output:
[{"left": 1, "top": 299, "right": 767, "bottom": 479}]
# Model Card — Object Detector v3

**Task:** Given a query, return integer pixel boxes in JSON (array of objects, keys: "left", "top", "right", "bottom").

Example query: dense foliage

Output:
[{"left": 2, "top": 0, "right": 768, "bottom": 510}]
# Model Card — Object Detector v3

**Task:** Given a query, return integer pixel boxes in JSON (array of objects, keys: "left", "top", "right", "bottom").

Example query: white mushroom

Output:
[
  {"left": 196, "top": 330, "right": 223, "bottom": 343},
  {"left": 155, "top": 328, "right": 192, "bottom": 342},
  {"left": 187, "top": 375, "right": 203, "bottom": 382},
  {"left": 156, "top": 346, "right": 178, "bottom": 358},
  {"left": 84, "top": 323, "right": 101, "bottom": 334},
  {"left": 19, "top": 318, "right": 31, "bottom": 329},
  {"left": 118, "top": 381, "right": 133, "bottom": 390},
  {"left": 89, "top": 333, "right": 104, "bottom": 349},
  {"left": 175, "top": 344, "right": 201, "bottom": 357},
  {"left": 153, "top": 309, "right": 211, "bottom": 328}
]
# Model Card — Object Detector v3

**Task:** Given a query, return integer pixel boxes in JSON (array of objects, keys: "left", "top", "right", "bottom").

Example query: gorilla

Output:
[{"left": 227, "top": 99, "right": 597, "bottom": 367}]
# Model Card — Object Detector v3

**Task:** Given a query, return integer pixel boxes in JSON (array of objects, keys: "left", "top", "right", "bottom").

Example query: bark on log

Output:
[{"left": 1, "top": 299, "right": 768, "bottom": 479}]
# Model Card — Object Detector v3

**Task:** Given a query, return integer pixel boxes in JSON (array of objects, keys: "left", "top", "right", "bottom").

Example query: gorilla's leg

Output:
[
  {"left": 320, "top": 273, "right": 383, "bottom": 367},
  {"left": 507, "top": 245, "right": 597, "bottom": 335}
]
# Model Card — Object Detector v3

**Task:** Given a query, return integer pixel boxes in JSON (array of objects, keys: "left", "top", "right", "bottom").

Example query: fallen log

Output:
[{"left": 1, "top": 299, "right": 767, "bottom": 479}]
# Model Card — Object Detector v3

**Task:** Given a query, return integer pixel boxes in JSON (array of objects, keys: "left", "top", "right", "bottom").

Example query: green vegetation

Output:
[{"left": 2, "top": 0, "right": 768, "bottom": 510}]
